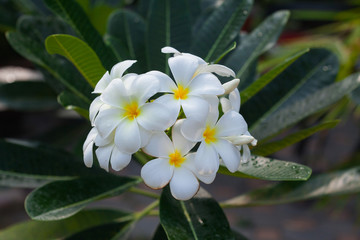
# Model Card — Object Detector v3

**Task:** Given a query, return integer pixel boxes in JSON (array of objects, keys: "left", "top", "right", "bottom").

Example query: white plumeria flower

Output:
[
  {"left": 141, "top": 120, "right": 216, "bottom": 200},
  {"left": 83, "top": 127, "right": 98, "bottom": 168},
  {"left": 181, "top": 96, "right": 251, "bottom": 175},
  {"left": 220, "top": 88, "right": 257, "bottom": 164},
  {"left": 94, "top": 73, "right": 173, "bottom": 155}
]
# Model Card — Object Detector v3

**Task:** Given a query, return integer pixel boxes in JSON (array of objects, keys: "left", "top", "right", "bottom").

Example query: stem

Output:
[
  {"left": 129, "top": 187, "right": 160, "bottom": 199},
  {"left": 134, "top": 151, "right": 149, "bottom": 165},
  {"left": 134, "top": 199, "right": 160, "bottom": 221}
]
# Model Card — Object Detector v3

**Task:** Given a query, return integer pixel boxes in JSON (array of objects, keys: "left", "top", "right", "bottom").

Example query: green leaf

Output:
[
  {"left": 223, "top": 167, "right": 360, "bottom": 207},
  {"left": 0, "top": 140, "right": 101, "bottom": 188},
  {"left": 191, "top": 0, "right": 252, "bottom": 62},
  {"left": 252, "top": 120, "right": 339, "bottom": 156},
  {"left": 241, "top": 48, "right": 309, "bottom": 104},
  {"left": 225, "top": 10, "right": 290, "bottom": 87},
  {"left": 241, "top": 48, "right": 339, "bottom": 140},
  {"left": 0, "top": 81, "right": 58, "bottom": 111},
  {"left": 45, "top": 34, "right": 106, "bottom": 88},
  {"left": 106, "top": 9, "right": 146, "bottom": 73},
  {"left": 58, "top": 91, "right": 90, "bottom": 119},
  {"left": 25, "top": 175, "right": 141, "bottom": 220},
  {"left": 214, "top": 41, "right": 237, "bottom": 64},
  {"left": 5, "top": 16, "right": 92, "bottom": 104},
  {"left": 152, "top": 225, "right": 168, "bottom": 240},
  {"left": 251, "top": 72, "right": 360, "bottom": 140},
  {"left": 350, "top": 85, "right": 360, "bottom": 105},
  {"left": 147, "top": 0, "right": 192, "bottom": 72},
  {"left": 160, "top": 187, "right": 235, "bottom": 240},
  {"left": 65, "top": 222, "right": 131, "bottom": 240},
  {"left": 44, "top": 0, "right": 117, "bottom": 70},
  {"left": 218, "top": 156, "right": 312, "bottom": 181},
  {"left": 0, "top": 209, "right": 128, "bottom": 240}
]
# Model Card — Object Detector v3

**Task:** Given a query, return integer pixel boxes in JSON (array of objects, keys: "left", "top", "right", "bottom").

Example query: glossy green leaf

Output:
[
  {"left": 46, "top": 34, "right": 106, "bottom": 88},
  {"left": 242, "top": 49, "right": 339, "bottom": 140},
  {"left": 147, "top": 0, "right": 192, "bottom": 73},
  {"left": 106, "top": 9, "right": 146, "bottom": 73},
  {"left": 0, "top": 140, "right": 102, "bottom": 188},
  {"left": 241, "top": 48, "right": 309, "bottom": 104},
  {"left": 65, "top": 222, "right": 131, "bottom": 240},
  {"left": 214, "top": 41, "right": 237, "bottom": 64},
  {"left": 25, "top": 175, "right": 141, "bottom": 220},
  {"left": 160, "top": 187, "right": 234, "bottom": 240},
  {"left": 58, "top": 91, "right": 90, "bottom": 119},
  {"left": 223, "top": 167, "right": 360, "bottom": 207},
  {"left": 252, "top": 120, "right": 339, "bottom": 156},
  {"left": 0, "top": 209, "right": 128, "bottom": 240},
  {"left": 152, "top": 225, "right": 168, "bottom": 240},
  {"left": 218, "top": 156, "right": 312, "bottom": 181},
  {"left": 44, "top": 0, "right": 117, "bottom": 70},
  {"left": 5, "top": 16, "right": 92, "bottom": 104},
  {"left": 225, "top": 10, "right": 289, "bottom": 88},
  {"left": 0, "top": 81, "right": 58, "bottom": 111},
  {"left": 191, "top": 0, "right": 252, "bottom": 62},
  {"left": 251, "top": 72, "right": 360, "bottom": 140}
]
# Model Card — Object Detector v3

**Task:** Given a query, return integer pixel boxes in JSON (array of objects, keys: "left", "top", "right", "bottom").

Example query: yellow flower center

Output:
[
  {"left": 168, "top": 150, "right": 186, "bottom": 168},
  {"left": 173, "top": 84, "right": 189, "bottom": 100},
  {"left": 123, "top": 102, "right": 140, "bottom": 120},
  {"left": 203, "top": 126, "right": 217, "bottom": 144}
]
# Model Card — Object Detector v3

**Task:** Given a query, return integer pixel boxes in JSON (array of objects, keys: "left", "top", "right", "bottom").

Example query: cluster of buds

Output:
[{"left": 83, "top": 47, "right": 257, "bottom": 200}]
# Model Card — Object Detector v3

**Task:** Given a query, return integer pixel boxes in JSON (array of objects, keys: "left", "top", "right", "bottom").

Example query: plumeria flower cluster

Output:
[{"left": 83, "top": 46, "right": 257, "bottom": 200}]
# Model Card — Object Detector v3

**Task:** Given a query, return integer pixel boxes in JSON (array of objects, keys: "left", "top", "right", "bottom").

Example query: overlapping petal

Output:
[
  {"left": 95, "top": 144, "right": 113, "bottom": 171},
  {"left": 172, "top": 119, "right": 196, "bottom": 155},
  {"left": 214, "top": 139, "right": 240, "bottom": 173},
  {"left": 114, "top": 118, "right": 141, "bottom": 154},
  {"left": 110, "top": 148, "right": 131, "bottom": 171},
  {"left": 216, "top": 111, "right": 248, "bottom": 137},
  {"left": 137, "top": 102, "right": 174, "bottom": 131},
  {"left": 147, "top": 70, "right": 177, "bottom": 92},
  {"left": 189, "top": 73, "right": 224, "bottom": 96},
  {"left": 101, "top": 79, "right": 129, "bottom": 108},
  {"left": 195, "top": 142, "right": 219, "bottom": 175},
  {"left": 142, "top": 131, "right": 173, "bottom": 158},
  {"left": 170, "top": 167, "right": 199, "bottom": 200},
  {"left": 110, "top": 60, "right": 136, "bottom": 79},
  {"left": 95, "top": 108, "right": 124, "bottom": 138},
  {"left": 141, "top": 158, "right": 174, "bottom": 189},
  {"left": 181, "top": 96, "right": 209, "bottom": 121},
  {"left": 169, "top": 55, "right": 199, "bottom": 86}
]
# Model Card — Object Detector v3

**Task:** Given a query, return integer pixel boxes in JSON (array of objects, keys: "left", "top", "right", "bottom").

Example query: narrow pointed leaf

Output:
[
  {"left": 225, "top": 10, "right": 290, "bottom": 87},
  {"left": 223, "top": 167, "right": 360, "bottom": 207},
  {"left": 241, "top": 48, "right": 309, "bottom": 104},
  {"left": 191, "top": 0, "right": 252, "bottom": 62},
  {"left": 147, "top": 0, "right": 192, "bottom": 72},
  {"left": 251, "top": 72, "right": 360, "bottom": 140},
  {"left": 44, "top": 0, "right": 117, "bottom": 70},
  {"left": 218, "top": 156, "right": 312, "bottom": 181},
  {"left": 25, "top": 175, "right": 141, "bottom": 220},
  {"left": 0, "top": 81, "right": 58, "bottom": 111},
  {"left": 46, "top": 34, "right": 106, "bottom": 88},
  {"left": 0, "top": 209, "right": 128, "bottom": 240},
  {"left": 252, "top": 120, "right": 339, "bottom": 156},
  {"left": 160, "top": 187, "right": 234, "bottom": 240}
]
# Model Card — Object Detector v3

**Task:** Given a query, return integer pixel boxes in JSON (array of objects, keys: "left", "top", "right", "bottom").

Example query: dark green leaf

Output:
[
  {"left": 44, "top": 0, "right": 117, "bottom": 70},
  {"left": 0, "top": 81, "right": 58, "bottom": 111},
  {"left": 25, "top": 175, "right": 141, "bottom": 220},
  {"left": 0, "top": 209, "right": 128, "bottom": 240},
  {"left": 214, "top": 41, "right": 237, "bottom": 64},
  {"left": 191, "top": 0, "right": 252, "bottom": 62},
  {"left": 218, "top": 156, "right": 312, "bottom": 181},
  {"left": 350, "top": 85, "right": 360, "bottom": 105},
  {"left": 65, "top": 222, "right": 131, "bottom": 240},
  {"left": 160, "top": 187, "right": 234, "bottom": 240},
  {"left": 0, "top": 140, "right": 102, "bottom": 188},
  {"left": 251, "top": 72, "right": 360, "bottom": 140},
  {"left": 152, "top": 225, "right": 168, "bottom": 240},
  {"left": 147, "top": 0, "right": 192, "bottom": 73},
  {"left": 252, "top": 120, "right": 339, "bottom": 156},
  {"left": 58, "top": 91, "right": 90, "bottom": 119},
  {"left": 225, "top": 10, "right": 289, "bottom": 88},
  {"left": 45, "top": 34, "right": 106, "bottom": 88},
  {"left": 223, "top": 167, "right": 360, "bottom": 207},
  {"left": 106, "top": 9, "right": 146, "bottom": 73}
]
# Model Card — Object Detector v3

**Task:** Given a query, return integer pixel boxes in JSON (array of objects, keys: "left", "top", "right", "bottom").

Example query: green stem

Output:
[
  {"left": 134, "top": 151, "right": 149, "bottom": 165},
  {"left": 129, "top": 187, "right": 160, "bottom": 199},
  {"left": 134, "top": 199, "right": 160, "bottom": 221}
]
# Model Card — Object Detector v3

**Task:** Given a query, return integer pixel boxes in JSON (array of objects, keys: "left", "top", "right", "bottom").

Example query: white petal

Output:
[
  {"left": 94, "top": 108, "right": 123, "bottom": 138},
  {"left": 170, "top": 167, "right": 199, "bottom": 200},
  {"left": 220, "top": 97, "right": 232, "bottom": 113},
  {"left": 93, "top": 71, "right": 110, "bottom": 93},
  {"left": 94, "top": 131, "right": 113, "bottom": 147},
  {"left": 142, "top": 131, "right": 173, "bottom": 158},
  {"left": 83, "top": 127, "right": 98, "bottom": 152},
  {"left": 181, "top": 96, "right": 209, "bottom": 121},
  {"left": 139, "top": 126, "right": 152, "bottom": 148},
  {"left": 101, "top": 79, "right": 129, "bottom": 108},
  {"left": 147, "top": 70, "right": 177, "bottom": 92},
  {"left": 122, "top": 73, "right": 138, "bottom": 90},
  {"left": 222, "top": 79, "right": 240, "bottom": 95},
  {"left": 128, "top": 74, "right": 160, "bottom": 104},
  {"left": 89, "top": 96, "right": 104, "bottom": 125},
  {"left": 181, "top": 118, "right": 205, "bottom": 142},
  {"left": 172, "top": 119, "right": 196, "bottom": 155},
  {"left": 154, "top": 94, "right": 180, "bottom": 125},
  {"left": 169, "top": 55, "right": 199, "bottom": 87},
  {"left": 198, "top": 64, "right": 235, "bottom": 77},
  {"left": 214, "top": 139, "right": 240, "bottom": 173},
  {"left": 110, "top": 147, "right": 131, "bottom": 171},
  {"left": 195, "top": 142, "right": 219, "bottom": 175},
  {"left": 216, "top": 111, "right": 248, "bottom": 137},
  {"left": 229, "top": 88, "right": 240, "bottom": 112},
  {"left": 114, "top": 118, "right": 141, "bottom": 154},
  {"left": 161, "top": 46, "right": 180, "bottom": 54},
  {"left": 137, "top": 102, "right": 174, "bottom": 131},
  {"left": 141, "top": 158, "right": 173, "bottom": 189},
  {"left": 203, "top": 95, "right": 219, "bottom": 126},
  {"left": 189, "top": 73, "right": 224, "bottom": 96},
  {"left": 110, "top": 60, "right": 137, "bottom": 79},
  {"left": 95, "top": 144, "right": 113, "bottom": 171},
  {"left": 222, "top": 135, "right": 254, "bottom": 146},
  {"left": 83, "top": 142, "right": 94, "bottom": 168},
  {"left": 182, "top": 153, "right": 216, "bottom": 184},
  {"left": 241, "top": 144, "right": 251, "bottom": 164}
]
